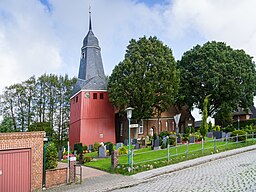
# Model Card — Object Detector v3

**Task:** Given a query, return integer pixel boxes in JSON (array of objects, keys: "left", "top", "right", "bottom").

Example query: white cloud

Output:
[{"left": 0, "top": 0, "right": 256, "bottom": 120}]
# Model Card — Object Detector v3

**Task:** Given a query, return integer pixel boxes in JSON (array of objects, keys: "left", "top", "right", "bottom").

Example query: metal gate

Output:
[{"left": 0, "top": 149, "right": 31, "bottom": 192}]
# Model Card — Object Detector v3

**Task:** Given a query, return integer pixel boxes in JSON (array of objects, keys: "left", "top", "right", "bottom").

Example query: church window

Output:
[
  {"left": 100, "top": 93, "right": 104, "bottom": 99},
  {"left": 75, "top": 96, "right": 78, "bottom": 103},
  {"left": 93, "top": 93, "right": 97, "bottom": 99}
]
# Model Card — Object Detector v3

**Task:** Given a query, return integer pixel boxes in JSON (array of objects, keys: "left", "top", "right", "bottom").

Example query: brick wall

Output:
[
  {"left": 46, "top": 167, "right": 67, "bottom": 188},
  {"left": 0, "top": 131, "right": 44, "bottom": 191}
]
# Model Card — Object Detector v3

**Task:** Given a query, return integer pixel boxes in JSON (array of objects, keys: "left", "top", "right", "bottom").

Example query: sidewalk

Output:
[{"left": 47, "top": 144, "right": 256, "bottom": 192}]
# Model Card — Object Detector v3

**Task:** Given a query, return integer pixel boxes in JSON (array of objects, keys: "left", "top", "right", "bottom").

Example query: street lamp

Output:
[
  {"left": 238, "top": 116, "right": 240, "bottom": 130},
  {"left": 125, "top": 107, "right": 134, "bottom": 167}
]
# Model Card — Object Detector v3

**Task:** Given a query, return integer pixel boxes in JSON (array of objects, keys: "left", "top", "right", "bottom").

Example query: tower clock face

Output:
[{"left": 85, "top": 92, "right": 90, "bottom": 98}]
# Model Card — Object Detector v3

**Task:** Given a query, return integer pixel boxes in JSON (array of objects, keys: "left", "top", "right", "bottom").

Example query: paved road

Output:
[{"left": 112, "top": 150, "right": 256, "bottom": 192}]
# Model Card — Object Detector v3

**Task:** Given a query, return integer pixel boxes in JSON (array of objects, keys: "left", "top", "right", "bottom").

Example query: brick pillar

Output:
[
  {"left": 69, "top": 157, "right": 76, "bottom": 183},
  {"left": 111, "top": 150, "right": 118, "bottom": 170}
]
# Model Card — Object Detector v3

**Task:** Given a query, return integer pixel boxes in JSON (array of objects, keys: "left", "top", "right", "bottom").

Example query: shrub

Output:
[
  {"left": 231, "top": 130, "right": 247, "bottom": 141},
  {"left": 82, "top": 145, "right": 88, "bottom": 151},
  {"left": 223, "top": 125, "right": 235, "bottom": 133},
  {"left": 45, "top": 142, "right": 58, "bottom": 170},
  {"left": 84, "top": 156, "right": 92, "bottom": 163},
  {"left": 93, "top": 142, "right": 100, "bottom": 152},
  {"left": 108, "top": 143, "right": 114, "bottom": 155},
  {"left": 74, "top": 143, "right": 83, "bottom": 155},
  {"left": 118, "top": 146, "right": 128, "bottom": 155},
  {"left": 191, "top": 127, "right": 195, "bottom": 133},
  {"left": 159, "top": 131, "right": 169, "bottom": 139},
  {"left": 168, "top": 136, "right": 176, "bottom": 146},
  {"left": 182, "top": 133, "right": 189, "bottom": 141}
]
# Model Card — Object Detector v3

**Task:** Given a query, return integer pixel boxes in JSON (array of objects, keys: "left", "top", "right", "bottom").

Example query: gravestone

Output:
[
  {"left": 98, "top": 145, "right": 106, "bottom": 158},
  {"left": 124, "top": 139, "right": 128, "bottom": 146},
  {"left": 116, "top": 142, "right": 123, "bottom": 150},
  {"left": 132, "top": 139, "right": 137, "bottom": 145},
  {"left": 142, "top": 139, "right": 146, "bottom": 146},
  {"left": 154, "top": 139, "right": 161, "bottom": 150},
  {"left": 189, "top": 136, "right": 195, "bottom": 143},
  {"left": 213, "top": 131, "right": 223, "bottom": 139},
  {"left": 135, "top": 143, "right": 140, "bottom": 149},
  {"left": 89, "top": 145, "right": 93, "bottom": 151},
  {"left": 163, "top": 137, "right": 167, "bottom": 145},
  {"left": 226, "top": 132, "right": 231, "bottom": 138},
  {"left": 177, "top": 137, "right": 182, "bottom": 144},
  {"left": 106, "top": 144, "right": 110, "bottom": 151},
  {"left": 207, "top": 132, "right": 213, "bottom": 138}
]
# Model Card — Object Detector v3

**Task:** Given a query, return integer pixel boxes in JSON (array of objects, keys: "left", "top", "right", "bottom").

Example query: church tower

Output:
[{"left": 69, "top": 10, "right": 116, "bottom": 148}]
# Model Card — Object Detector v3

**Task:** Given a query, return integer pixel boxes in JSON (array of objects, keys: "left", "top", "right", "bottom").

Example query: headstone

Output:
[
  {"left": 213, "top": 131, "right": 223, "bottom": 139},
  {"left": 116, "top": 142, "right": 123, "bottom": 150},
  {"left": 189, "top": 136, "right": 195, "bottom": 143},
  {"left": 111, "top": 150, "right": 118, "bottom": 170},
  {"left": 163, "top": 137, "right": 167, "bottom": 145},
  {"left": 74, "top": 150, "right": 77, "bottom": 156},
  {"left": 98, "top": 145, "right": 106, "bottom": 158},
  {"left": 226, "top": 132, "right": 231, "bottom": 138},
  {"left": 106, "top": 144, "right": 110, "bottom": 151},
  {"left": 135, "top": 143, "right": 140, "bottom": 149},
  {"left": 124, "top": 139, "right": 128, "bottom": 146},
  {"left": 132, "top": 139, "right": 137, "bottom": 145},
  {"left": 142, "top": 139, "right": 146, "bottom": 146},
  {"left": 89, "top": 145, "right": 93, "bottom": 151},
  {"left": 177, "top": 137, "right": 182, "bottom": 144},
  {"left": 207, "top": 132, "right": 213, "bottom": 138},
  {"left": 153, "top": 139, "right": 161, "bottom": 150}
]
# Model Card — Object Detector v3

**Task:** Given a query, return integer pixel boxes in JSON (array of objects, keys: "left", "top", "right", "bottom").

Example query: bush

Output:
[
  {"left": 231, "top": 130, "right": 247, "bottom": 141},
  {"left": 168, "top": 136, "right": 176, "bottom": 146},
  {"left": 74, "top": 143, "right": 83, "bottom": 155},
  {"left": 108, "top": 143, "right": 114, "bottom": 155},
  {"left": 159, "top": 131, "right": 169, "bottom": 139},
  {"left": 82, "top": 145, "right": 88, "bottom": 151},
  {"left": 84, "top": 156, "right": 92, "bottom": 163},
  {"left": 118, "top": 146, "right": 128, "bottom": 155},
  {"left": 223, "top": 125, "right": 235, "bottom": 133},
  {"left": 93, "top": 142, "right": 100, "bottom": 152},
  {"left": 45, "top": 142, "right": 58, "bottom": 170}
]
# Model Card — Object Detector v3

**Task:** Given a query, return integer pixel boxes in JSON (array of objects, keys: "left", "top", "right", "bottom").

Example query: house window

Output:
[
  {"left": 93, "top": 93, "right": 97, "bottom": 99},
  {"left": 120, "top": 123, "right": 123, "bottom": 136},
  {"left": 100, "top": 93, "right": 104, "bottom": 99},
  {"left": 75, "top": 96, "right": 78, "bottom": 103}
]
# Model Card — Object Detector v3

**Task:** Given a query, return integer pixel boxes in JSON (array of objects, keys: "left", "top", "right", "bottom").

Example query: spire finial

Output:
[{"left": 89, "top": 5, "right": 92, "bottom": 31}]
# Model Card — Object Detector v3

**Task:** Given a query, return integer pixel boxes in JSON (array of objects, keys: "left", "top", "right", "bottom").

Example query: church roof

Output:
[{"left": 71, "top": 11, "right": 107, "bottom": 96}]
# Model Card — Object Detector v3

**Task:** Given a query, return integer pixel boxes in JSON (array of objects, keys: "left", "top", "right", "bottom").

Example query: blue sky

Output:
[{"left": 0, "top": 0, "right": 256, "bottom": 120}]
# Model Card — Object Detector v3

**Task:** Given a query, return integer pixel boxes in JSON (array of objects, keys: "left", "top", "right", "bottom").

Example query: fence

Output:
[{"left": 129, "top": 133, "right": 255, "bottom": 170}]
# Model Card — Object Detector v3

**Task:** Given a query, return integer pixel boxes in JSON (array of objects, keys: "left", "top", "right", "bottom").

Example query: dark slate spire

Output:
[
  {"left": 71, "top": 9, "right": 107, "bottom": 96},
  {"left": 89, "top": 6, "right": 92, "bottom": 31}
]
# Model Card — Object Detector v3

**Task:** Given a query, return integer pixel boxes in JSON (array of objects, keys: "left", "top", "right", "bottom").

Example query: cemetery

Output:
[{"left": 64, "top": 127, "right": 256, "bottom": 175}]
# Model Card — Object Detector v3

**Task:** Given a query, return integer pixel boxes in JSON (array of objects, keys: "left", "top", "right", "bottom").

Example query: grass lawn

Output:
[{"left": 84, "top": 139, "right": 256, "bottom": 175}]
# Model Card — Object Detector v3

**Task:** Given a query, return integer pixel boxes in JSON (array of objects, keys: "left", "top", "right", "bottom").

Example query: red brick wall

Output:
[
  {"left": 46, "top": 168, "right": 67, "bottom": 188},
  {"left": 0, "top": 131, "right": 44, "bottom": 191}
]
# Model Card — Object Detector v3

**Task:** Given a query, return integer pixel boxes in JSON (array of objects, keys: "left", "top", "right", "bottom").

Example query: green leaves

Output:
[
  {"left": 108, "top": 36, "right": 179, "bottom": 121},
  {"left": 179, "top": 41, "right": 256, "bottom": 120}
]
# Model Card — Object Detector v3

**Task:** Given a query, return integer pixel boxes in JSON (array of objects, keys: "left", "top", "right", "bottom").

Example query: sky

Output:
[{"left": 0, "top": 0, "right": 256, "bottom": 121}]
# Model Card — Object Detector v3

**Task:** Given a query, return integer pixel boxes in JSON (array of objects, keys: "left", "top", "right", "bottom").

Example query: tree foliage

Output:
[
  {"left": 179, "top": 41, "right": 256, "bottom": 118},
  {"left": 45, "top": 142, "right": 58, "bottom": 170},
  {"left": 0, "top": 74, "right": 77, "bottom": 150},
  {"left": 108, "top": 36, "right": 179, "bottom": 120}
]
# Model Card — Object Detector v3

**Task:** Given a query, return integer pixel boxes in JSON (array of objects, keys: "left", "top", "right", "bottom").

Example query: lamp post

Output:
[
  {"left": 238, "top": 116, "right": 240, "bottom": 130},
  {"left": 125, "top": 107, "right": 134, "bottom": 167}
]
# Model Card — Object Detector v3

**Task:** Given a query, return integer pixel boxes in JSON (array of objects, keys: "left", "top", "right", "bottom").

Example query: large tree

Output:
[
  {"left": 108, "top": 36, "right": 179, "bottom": 121},
  {"left": 179, "top": 41, "right": 256, "bottom": 119}
]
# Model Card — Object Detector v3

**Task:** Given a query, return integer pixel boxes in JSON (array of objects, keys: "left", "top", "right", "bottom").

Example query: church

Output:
[
  {"left": 69, "top": 12, "right": 194, "bottom": 149},
  {"left": 69, "top": 11, "right": 116, "bottom": 148}
]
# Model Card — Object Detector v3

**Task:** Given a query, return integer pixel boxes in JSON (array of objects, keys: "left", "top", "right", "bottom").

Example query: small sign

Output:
[
  {"left": 130, "top": 124, "right": 138, "bottom": 128},
  {"left": 100, "top": 133, "right": 103, "bottom": 138},
  {"left": 70, "top": 157, "right": 76, "bottom": 162}
]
